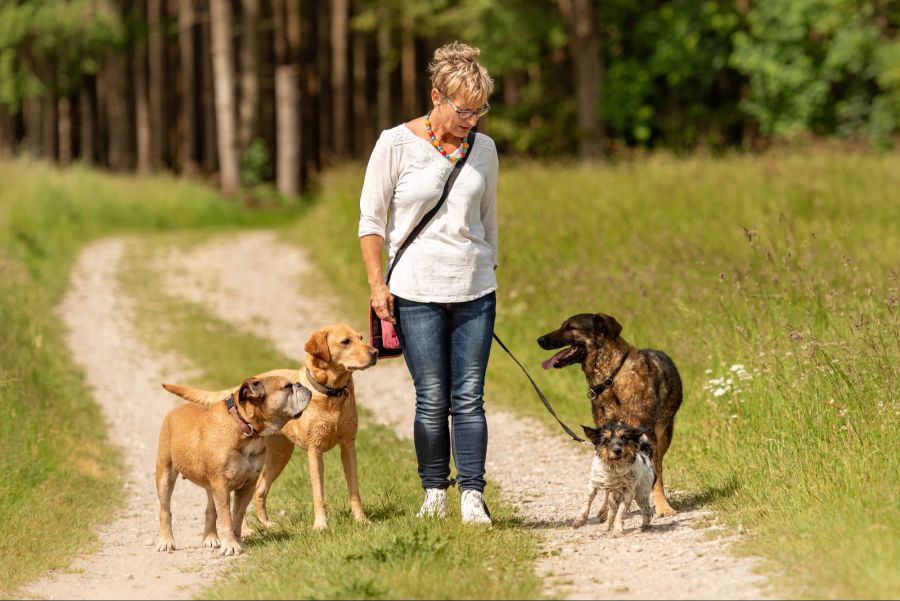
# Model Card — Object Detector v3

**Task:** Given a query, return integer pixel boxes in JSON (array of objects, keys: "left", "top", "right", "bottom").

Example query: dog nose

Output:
[{"left": 370, "top": 348, "right": 378, "bottom": 358}]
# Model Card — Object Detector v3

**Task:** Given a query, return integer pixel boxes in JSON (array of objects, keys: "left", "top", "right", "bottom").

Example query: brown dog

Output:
[
  {"left": 156, "top": 375, "right": 311, "bottom": 555},
  {"left": 537, "top": 313, "right": 682, "bottom": 515},
  {"left": 163, "top": 324, "right": 378, "bottom": 530}
]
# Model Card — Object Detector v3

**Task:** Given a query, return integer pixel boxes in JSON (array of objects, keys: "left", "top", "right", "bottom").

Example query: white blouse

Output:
[{"left": 357, "top": 124, "right": 499, "bottom": 303}]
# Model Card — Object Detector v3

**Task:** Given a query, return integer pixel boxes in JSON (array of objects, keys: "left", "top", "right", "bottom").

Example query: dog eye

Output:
[
  {"left": 284, "top": 382, "right": 292, "bottom": 389},
  {"left": 341, "top": 338, "right": 351, "bottom": 345}
]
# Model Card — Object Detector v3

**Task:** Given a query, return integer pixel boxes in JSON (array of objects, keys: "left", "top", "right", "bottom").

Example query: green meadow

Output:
[
  {"left": 288, "top": 150, "right": 900, "bottom": 600},
  {"left": 2, "top": 151, "right": 898, "bottom": 599}
]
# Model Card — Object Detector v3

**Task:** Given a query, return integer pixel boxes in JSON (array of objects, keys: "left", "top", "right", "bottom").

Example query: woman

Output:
[{"left": 358, "top": 41, "right": 498, "bottom": 525}]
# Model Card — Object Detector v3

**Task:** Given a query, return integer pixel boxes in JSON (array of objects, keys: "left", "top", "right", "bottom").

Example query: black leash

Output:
[{"left": 491, "top": 332, "right": 589, "bottom": 445}]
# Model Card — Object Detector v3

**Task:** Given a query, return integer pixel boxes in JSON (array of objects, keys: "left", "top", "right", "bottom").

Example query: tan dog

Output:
[
  {"left": 163, "top": 324, "right": 378, "bottom": 530},
  {"left": 156, "top": 375, "right": 311, "bottom": 556}
]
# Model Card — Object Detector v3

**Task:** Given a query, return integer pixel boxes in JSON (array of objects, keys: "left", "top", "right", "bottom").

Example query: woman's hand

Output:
[{"left": 370, "top": 282, "right": 396, "bottom": 324}]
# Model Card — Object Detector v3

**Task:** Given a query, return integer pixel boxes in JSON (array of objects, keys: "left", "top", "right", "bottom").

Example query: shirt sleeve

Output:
[
  {"left": 480, "top": 139, "right": 499, "bottom": 268},
  {"left": 358, "top": 130, "right": 398, "bottom": 238}
]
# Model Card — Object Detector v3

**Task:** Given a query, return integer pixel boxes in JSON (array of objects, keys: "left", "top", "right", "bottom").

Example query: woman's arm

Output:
[
  {"left": 480, "top": 141, "right": 499, "bottom": 270},
  {"left": 360, "top": 234, "right": 395, "bottom": 323},
  {"left": 358, "top": 132, "right": 398, "bottom": 323}
]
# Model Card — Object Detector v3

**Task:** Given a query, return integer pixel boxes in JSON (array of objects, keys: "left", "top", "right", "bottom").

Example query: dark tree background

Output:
[{"left": 0, "top": 0, "right": 897, "bottom": 194}]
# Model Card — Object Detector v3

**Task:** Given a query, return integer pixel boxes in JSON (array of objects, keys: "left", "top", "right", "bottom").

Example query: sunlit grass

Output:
[
  {"left": 0, "top": 159, "right": 300, "bottom": 595},
  {"left": 285, "top": 150, "right": 900, "bottom": 599}
]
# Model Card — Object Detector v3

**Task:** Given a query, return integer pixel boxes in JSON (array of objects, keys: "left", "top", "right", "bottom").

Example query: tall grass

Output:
[
  {"left": 285, "top": 151, "right": 899, "bottom": 599},
  {"left": 0, "top": 159, "right": 298, "bottom": 594}
]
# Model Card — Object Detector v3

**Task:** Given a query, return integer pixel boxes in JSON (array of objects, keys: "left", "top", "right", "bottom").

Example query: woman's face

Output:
[{"left": 432, "top": 89, "right": 488, "bottom": 139}]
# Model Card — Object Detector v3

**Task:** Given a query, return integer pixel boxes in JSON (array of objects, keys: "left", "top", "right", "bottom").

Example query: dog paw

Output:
[
  {"left": 610, "top": 528, "right": 624, "bottom": 538},
  {"left": 219, "top": 540, "right": 243, "bottom": 556},
  {"left": 572, "top": 515, "right": 587, "bottom": 529},
  {"left": 156, "top": 538, "right": 176, "bottom": 552},
  {"left": 353, "top": 513, "right": 369, "bottom": 524},
  {"left": 258, "top": 519, "right": 277, "bottom": 529},
  {"left": 312, "top": 519, "right": 328, "bottom": 531},
  {"left": 654, "top": 505, "right": 677, "bottom": 517},
  {"left": 202, "top": 535, "right": 221, "bottom": 549}
]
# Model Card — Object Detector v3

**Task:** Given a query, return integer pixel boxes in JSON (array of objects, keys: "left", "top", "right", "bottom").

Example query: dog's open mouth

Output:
[{"left": 541, "top": 345, "right": 585, "bottom": 369}]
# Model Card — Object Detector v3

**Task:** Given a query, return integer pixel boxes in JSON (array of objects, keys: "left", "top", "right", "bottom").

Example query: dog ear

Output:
[
  {"left": 593, "top": 313, "right": 623, "bottom": 338},
  {"left": 638, "top": 434, "right": 654, "bottom": 459},
  {"left": 581, "top": 425, "right": 598, "bottom": 440},
  {"left": 304, "top": 330, "right": 331, "bottom": 363},
  {"left": 239, "top": 377, "right": 267, "bottom": 403}
]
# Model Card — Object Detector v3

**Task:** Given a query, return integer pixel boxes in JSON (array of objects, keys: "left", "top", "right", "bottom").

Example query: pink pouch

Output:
[{"left": 369, "top": 305, "right": 403, "bottom": 358}]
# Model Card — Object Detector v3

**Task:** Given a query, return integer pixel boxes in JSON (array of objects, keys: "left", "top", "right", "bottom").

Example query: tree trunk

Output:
[
  {"left": 105, "top": 51, "right": 132, "bottom": 170},
  {"left": 210, "top": 0, "right": 239, "bottom": 192},
  {"left": 351, "top": 0, "right": 372, "bottom": 157},
  {"left": 0, "top": 104, "right": 14, "bottom": 158},
  {"left": 273, "top": 0, "right": 300, "bottom": 195},
  {"left": 376, "top": 6, "right": 392, "bottom": 131},
  {"left": 275, "top": 66, "right": 300, "bottom": 196},
  {"left": 557, "top": 0, "right": 603, "bottom": 160},
  {"left": 134, "top": 6, "right": 152, "bottom": 173},
  {"left": 200, "top": 14, "right": 218, "bottom": 172},
  {"left": 58, "top": 95, "right": 72, "bottom": 166},
  {"left": 238, "top": 0, "right": 260, "bottom": 156},
  {"left": 79, "top": 84, "right": 96, "bottom": 163},
  {"left": 316, "top": 0, "right": 331, "bottom": 164},
  {"left": 23, "top": 97, "right": 42, "bottom": 157},
  {"left": 149, "top": 0, "right": 167, "bottom": 168},
  {"left": 42, "top": 94, "right": 59, "bottom": 162},
  {"left": 330, "top": 0, "right": 348, "bottom": 158},
  {"left": 178, "top": 0, "right": 199, "bottom": 174},
  {"left": 400, "top": 16, "right": 416, "bottom": 118}
]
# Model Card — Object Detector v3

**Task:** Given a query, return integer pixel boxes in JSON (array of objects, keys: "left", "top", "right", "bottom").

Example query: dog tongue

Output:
[{"left": 541, "top": 349, "right": 570, "bottom": 370}]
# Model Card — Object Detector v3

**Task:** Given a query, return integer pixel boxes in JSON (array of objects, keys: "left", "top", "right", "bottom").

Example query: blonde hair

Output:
[{"left": 428, "top": 41, "right": 494, "bottom": 104}]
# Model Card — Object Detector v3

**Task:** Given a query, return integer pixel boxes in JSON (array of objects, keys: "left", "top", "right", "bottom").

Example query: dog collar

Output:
[
  {"left": 305, "top": 368, "right": 348, "bottom": 397},
  {"left": 225, "top": 394, "right": 255, "bottom": 437},
  {"left": 588, "top": 352, "right": 630, "bottom": 400}
]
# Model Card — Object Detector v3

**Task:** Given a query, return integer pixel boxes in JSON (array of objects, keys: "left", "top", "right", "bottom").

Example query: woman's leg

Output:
[
  {"left": 449, "top": 291, "right": 496, "bottom": 493},
  {"left": 395, "top": 297, "right": 453, "bottom": 490}
]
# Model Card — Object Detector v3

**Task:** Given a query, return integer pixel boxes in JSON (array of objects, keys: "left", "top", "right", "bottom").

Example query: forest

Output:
[{"left": 0, "top": 0, "right": 898, "bottom": 194}]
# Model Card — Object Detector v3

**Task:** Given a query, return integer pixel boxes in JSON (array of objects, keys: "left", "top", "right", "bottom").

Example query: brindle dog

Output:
[{"left": 537, "top": 313, "right": 682, "bottom": 515}]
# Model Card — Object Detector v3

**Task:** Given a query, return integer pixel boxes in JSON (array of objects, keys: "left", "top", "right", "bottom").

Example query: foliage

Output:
[
  {"left": 0, "top": 0, "right": 123, "bottom": 109},
  {"left": 730, "top": 0, "right": 899, "bottom": 143}
]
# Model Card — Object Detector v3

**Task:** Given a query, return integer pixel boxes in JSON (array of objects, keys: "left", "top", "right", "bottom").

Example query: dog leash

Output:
[{"left": 491, "top": 332, "right": 589, "bottom": 445}]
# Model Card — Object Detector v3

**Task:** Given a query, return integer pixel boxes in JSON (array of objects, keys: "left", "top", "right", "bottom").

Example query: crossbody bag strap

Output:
[{"left": 385, "top": 130, "right": 477, "bottom": 285}]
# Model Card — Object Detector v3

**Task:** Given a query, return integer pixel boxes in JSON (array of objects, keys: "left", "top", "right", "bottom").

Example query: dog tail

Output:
[{"left": 162, "top": 383, "right": 232, "bottom": 407}]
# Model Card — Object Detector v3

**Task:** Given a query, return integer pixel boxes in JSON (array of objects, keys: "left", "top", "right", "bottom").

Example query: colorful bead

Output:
[{"left": 424, "top": 113, "right": 467, "bottom": 163}]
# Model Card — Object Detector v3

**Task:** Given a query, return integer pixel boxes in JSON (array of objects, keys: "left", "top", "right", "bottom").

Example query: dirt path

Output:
[
  {"left": 22, "top": 239, "right": 235, "bottom": 600},
  {"left": 24, "top": 231, "right": 775, "bottom": 599}
]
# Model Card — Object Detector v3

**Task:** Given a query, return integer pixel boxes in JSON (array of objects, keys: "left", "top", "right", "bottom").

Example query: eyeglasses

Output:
[{"left": 442, "top": 95, "right": 491, "bottom": 119}]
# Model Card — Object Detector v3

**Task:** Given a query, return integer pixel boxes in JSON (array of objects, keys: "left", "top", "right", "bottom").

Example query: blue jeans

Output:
[{"left": 395, "top": 291, "right": 496, "bottom": 492}]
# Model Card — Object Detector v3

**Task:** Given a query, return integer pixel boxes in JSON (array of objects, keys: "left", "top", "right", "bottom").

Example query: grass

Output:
[
  {"left": 0, "top": 158, "right": 302, "bottom": 595},
  {"left": 120, "top": 235, "right": 544, "bottom": 600},
  {"left": 2, "top": 150, "right": 898, "bottom": 599},
  {"left": 283, "top": 150, "right": 900, "bottom": 599}
]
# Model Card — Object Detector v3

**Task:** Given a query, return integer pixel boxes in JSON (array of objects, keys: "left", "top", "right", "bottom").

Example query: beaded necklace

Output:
[{"left": 424, "top": 112, "right": 469, "bottom": 163}]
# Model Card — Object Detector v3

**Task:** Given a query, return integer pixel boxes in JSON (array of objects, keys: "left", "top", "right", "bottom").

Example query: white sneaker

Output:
[
  {"left": 461, "top": 490, "right": 492, "bottom": 525},
  {"left": 416, "top": 488, "right": 447, "bottom": 518}
]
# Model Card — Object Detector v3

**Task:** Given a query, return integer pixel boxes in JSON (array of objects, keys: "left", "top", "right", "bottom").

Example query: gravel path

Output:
[
  {"left": 23, "top": 231, "right": 776, "bottom": 599},
  {"left": 22, "top": 238, "right": 236, "bottom": 600}
]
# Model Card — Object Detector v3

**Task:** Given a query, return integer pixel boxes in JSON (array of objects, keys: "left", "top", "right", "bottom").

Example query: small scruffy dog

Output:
[{"left": 573, "top": 421, "right": 656, "bottom": 535}]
